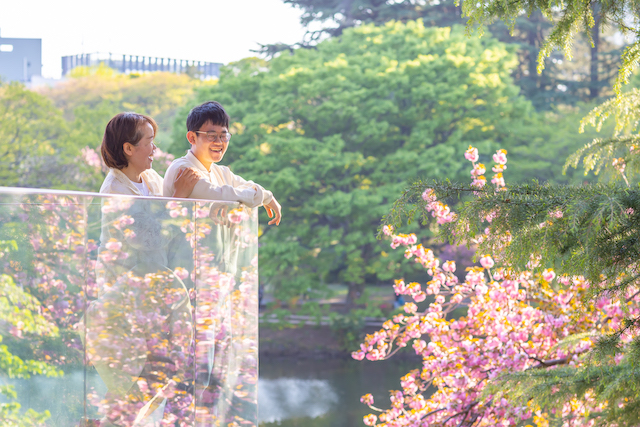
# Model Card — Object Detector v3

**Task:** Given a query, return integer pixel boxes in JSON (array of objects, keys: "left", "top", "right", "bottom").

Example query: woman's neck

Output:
[{"left": 120, "top": 166, "right": 143, "bottom": 183}]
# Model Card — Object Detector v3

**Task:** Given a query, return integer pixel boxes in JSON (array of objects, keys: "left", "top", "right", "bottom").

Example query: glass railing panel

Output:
[
  {"left": 85, "top": 195, "right": 200, "bottom": 426},
  {"left": 0, "top": 191, "right": 93, "bottom": 425},
  {"left": 192, "top": 202, "right": 259, "bottom": 426},
  {"left": 0, "top": 189, "right": 259, "bottom": 427}
]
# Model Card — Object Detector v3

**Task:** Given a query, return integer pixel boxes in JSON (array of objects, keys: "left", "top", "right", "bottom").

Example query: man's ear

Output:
[{"left": 186, "top": 131, "right": 196, "bottom": 145}]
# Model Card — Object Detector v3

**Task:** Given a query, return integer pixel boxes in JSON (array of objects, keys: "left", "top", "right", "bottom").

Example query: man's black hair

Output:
[{"left": 186, "top": 101, "right": 230, "bottom": 131}]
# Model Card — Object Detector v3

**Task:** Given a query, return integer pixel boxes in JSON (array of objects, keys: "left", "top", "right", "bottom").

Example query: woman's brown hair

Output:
[{"left": 101, "top": 112, "right": 158, "bottom": 170}]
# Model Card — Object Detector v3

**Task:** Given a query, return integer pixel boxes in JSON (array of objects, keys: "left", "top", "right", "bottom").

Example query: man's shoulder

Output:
[
  {"left": 211, "top": 164, "right": 245, "bottom": 184},
  {"left": 166, "top": 156, "right": 192, "bottom": 173},
  {"left": 169, "top": 155, "right": 192, "bottom": 166}
]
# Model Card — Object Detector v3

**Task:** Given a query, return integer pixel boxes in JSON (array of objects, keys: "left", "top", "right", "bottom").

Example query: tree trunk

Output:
[
  {"left": 346, "top": 282, "right": 365, "bottom": 308},
  {"left": 528, "top": 17, "right": 539, "bottom": 88},
  {"left": 590, "top": 6, "right": 601, "bottom": 99}
]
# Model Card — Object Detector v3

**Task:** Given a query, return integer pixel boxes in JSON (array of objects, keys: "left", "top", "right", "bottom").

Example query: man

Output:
[{"left": 164, "top": 101, "right": 281, "bottom": 225}]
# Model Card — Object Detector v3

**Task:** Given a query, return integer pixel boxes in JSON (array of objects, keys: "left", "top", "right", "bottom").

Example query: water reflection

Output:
[
  {"left": 259, "top": 378, "right": 338, "bottom": 423},
  {"left": 4, "top": 357, "right": 415, "bottom": 426},
  {"left": 258, "top": 357, "right": 417, "bottom": 427},
  {"left": 2, "top": 370, "right": 107, "bottom": 425}
]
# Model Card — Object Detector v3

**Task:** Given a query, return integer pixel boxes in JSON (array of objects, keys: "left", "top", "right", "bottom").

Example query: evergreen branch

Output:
[
  {"left": 550, "top": 332, "right": 601, "bottom": 352},
  {"left": 579, "top": 90, "right": 640, "bottom": 136},
  {"left": 563, "top": 135, "right": 640, "bottom": 178},
  {"left": 615, "top": 41, "right": 640, "bottom": 95},
  {"left": 485, "top": 347, "right": 640, "bottom": 426},
  {"left": 383, "top": 179, "right": 640, "bottom": 301}
]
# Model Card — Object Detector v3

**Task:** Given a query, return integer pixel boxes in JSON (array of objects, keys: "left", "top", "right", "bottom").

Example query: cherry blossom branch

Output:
[
  {"left": 424, "top": 407, "right": 448, "bottom": 418},
  {"left": 441, "top": 401, "right": 479, "bottom": 426},
  {"left": 528, "top": 356, "right": 569, "bottom": 369}
]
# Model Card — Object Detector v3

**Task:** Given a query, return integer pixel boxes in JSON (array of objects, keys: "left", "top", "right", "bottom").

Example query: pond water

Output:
[
  {"left": 258, "top": 357, "right": 417, "bottom": 427},
  {"left": 3, "top": 357, "right": 416, "bottom": 426}
]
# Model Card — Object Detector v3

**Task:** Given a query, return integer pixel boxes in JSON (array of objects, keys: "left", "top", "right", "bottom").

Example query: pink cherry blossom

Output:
[
  {"left": 493, "top": 149, "right": 508, "bottom": 165},
  {"left": 361, "top": 394, "right": 375, "bottom": 406},
  {"left": 542, "top": 268, "right": 556, "bottom": 282},
  {"left": 443, "top": 260, "right": 456, "bottom": 273},
  {"left": 613, "top": 157, "right": 626, "bottom": 173},
  {"left": 104, "top": 240, "right": 123, "bottom": 251},
  {"left": 422, "top": 189, "right": 437, "bottom": 202},
  {"left": 549, "top": 209, "right": 563, "bottom": 219},
  {"left": 472, "top": 175, "right": 487, "bottom": 189},
  {"left": 80, "top": 146, "right": 104, "bottom": 170},
  {"left": 491, "top": 173, "right": 505, "bottom": 188},
  {"left": 471, "top": 163, "right": 486, "bottom": 176},
  {"left": 228, "top": 208, "right": 250, "bottom": 224},
  {"left": 465, "top": 146, "right": 479, "bottom": 162},
  {"left": 363, "top": 414, "right": 378, "bottom": 426},
  {"left": 480, "top": 254, "right": 494, "bottom": 269}
]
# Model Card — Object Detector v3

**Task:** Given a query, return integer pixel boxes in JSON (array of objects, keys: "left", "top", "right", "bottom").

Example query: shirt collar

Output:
[{"left": 187, "top": 150, "right": 211, "bottom": 173}]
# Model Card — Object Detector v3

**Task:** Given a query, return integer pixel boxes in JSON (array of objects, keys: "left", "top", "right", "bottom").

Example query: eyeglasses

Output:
[{"left": 194, "top": 131, "right": 232, "bottom": 143}]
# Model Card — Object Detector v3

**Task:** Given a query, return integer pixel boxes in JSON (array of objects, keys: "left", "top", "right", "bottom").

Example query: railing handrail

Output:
[{"left": 0, "top": 186, "right": 242, "bottom": 205}]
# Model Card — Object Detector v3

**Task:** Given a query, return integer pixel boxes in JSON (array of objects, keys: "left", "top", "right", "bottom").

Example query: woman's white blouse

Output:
[{"left": 99, "top": 168, "right": 164, "bottom": 196}]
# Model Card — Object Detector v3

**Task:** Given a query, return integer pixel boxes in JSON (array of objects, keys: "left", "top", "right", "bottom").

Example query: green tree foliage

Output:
[
  {"left": 490, "top": 13, "right": 622, "bottom": 107},
  {"left": 173, "top": 20, "right": 539, "bottom": 302},
  {"left": 279, "top": 0, "right": 624, "bottom": 109},
  {"left": 460, "top": 0, "right": 638, "bottom": 98},
  {"left": 384, "top": 73, "right": 640, "bottom": 292},
  {"left": 0, "top": 82, "right": 71, "bottom": 189},
  {"left": 506, "top": 102, "right": 610, "bottom": 185},
  {"left": 42, "top": 65, "right": 206, "bottom": 157},
  {"left": 0, "top": 242, "right": 61, "bottom": 426},
  {"left": 283, "top": 0, "right": 464, "bottom": 39}
]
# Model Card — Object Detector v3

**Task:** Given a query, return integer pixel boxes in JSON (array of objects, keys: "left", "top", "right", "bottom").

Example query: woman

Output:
[{"left": 88, "top": 112, "right": 197, "bottom": 426}]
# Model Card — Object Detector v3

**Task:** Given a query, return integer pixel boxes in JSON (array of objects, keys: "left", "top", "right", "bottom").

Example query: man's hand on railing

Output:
[
  {"left": 264, "top": 196, "right": 282, "bottom": 226},
  {"left": 209, "top": 202, "right": 231, "bottom": 226}
]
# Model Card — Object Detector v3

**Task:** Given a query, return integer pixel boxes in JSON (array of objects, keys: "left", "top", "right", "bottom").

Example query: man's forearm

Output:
[{"left": 191, "top": 180, "right": 264, "bottom": 208}]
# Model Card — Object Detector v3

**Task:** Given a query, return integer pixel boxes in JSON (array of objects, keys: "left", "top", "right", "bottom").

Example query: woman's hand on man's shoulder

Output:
[{"left": 172, "top": 168, "right": 200, "bottom": 198}]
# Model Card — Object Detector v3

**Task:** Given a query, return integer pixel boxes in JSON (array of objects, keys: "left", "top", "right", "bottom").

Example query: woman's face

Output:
[{"left": 125, "top": 122, "right": 156, "bottom": 173}]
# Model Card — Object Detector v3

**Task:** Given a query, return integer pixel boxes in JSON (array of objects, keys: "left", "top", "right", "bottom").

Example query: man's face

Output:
[{"left": 188, "top": 121, "right": 229, "bottom": 169}]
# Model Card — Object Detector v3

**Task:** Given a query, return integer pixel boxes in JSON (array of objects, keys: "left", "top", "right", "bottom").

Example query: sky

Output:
[{"left": 0, "top": 0, "right": 308, "bottom": 78}]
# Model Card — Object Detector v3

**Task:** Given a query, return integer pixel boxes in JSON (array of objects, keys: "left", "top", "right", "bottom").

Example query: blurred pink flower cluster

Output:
[
  {"left": 1, "top": 193, "right": 259, "bottom": 426},
  {"left": 80, "top": 145, "right": 175, "bottom": 176}
]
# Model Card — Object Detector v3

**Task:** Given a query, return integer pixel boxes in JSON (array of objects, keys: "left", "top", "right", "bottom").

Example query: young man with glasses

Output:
[{"left": 163, "top": 101, "right": 281, "bottom": 225}]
